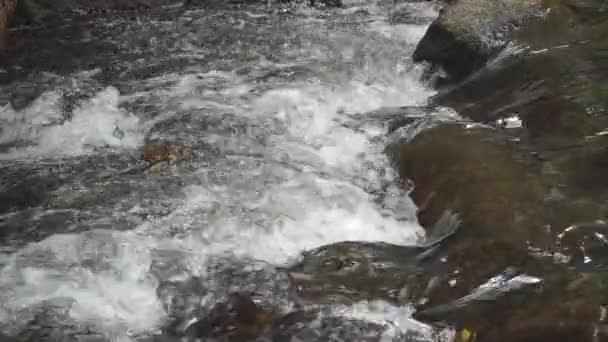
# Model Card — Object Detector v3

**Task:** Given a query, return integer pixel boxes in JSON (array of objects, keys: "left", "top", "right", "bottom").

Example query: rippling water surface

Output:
[{"left": 0, "top": 1, "right": 456, "bottom": 340}]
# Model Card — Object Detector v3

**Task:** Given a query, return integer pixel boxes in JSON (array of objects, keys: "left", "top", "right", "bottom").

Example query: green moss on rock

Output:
[
  {"left": 392, "top": 123, "right": 551, "bottom": 248},
  {"left": 413, "top": 0, "right": 545, "bottom": 84}
]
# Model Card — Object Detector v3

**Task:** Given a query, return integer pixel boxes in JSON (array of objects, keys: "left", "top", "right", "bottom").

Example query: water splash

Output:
[{"left": 0, "top": 87, "right": 144, "bottom": 160}]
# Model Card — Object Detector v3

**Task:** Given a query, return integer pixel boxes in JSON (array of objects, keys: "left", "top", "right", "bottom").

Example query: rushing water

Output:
[{"left": 0, "top": 1, "right": 456, "bottom": 340}]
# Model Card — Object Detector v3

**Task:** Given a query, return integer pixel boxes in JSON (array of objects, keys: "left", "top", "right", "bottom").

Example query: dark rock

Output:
[
  {"left": 386, "top": 119, "right": 608, "bottom": 342},
  {"left": 389, "top": 123, "right": 552, "bottom": 249},
  {"left": 0, "top": 0, "right": 16, "bottom": 49},
  {"left": 405, "top": 239, "right": 535, "bottom": 310},
  {"left": 309, "top": 0, "right": 342, "bottom": 8},
  {"left": 429, "top": 0, "right": 608, "bottom": 145},
  {"left": 287, "top": 214, "right": 460, "bottom": 305},
  {"left": 288, "top": 241, "right": 428, "bottom": 305},
  {"left": 412, "top": 0, "right": 546, "bottom": 85},
  {"left": 12, "top": 0, "right": 179, "bottom": 25},
  {"left": 409, "top": 238, "right": 608, "bottom": 342},
  {"left": 183, "top": 0, "right": 342, "bottom": 8},
  {"left": 184, "top": 292, "right": 274, "bottom": 341},
  {"left": 141, "top": 143, "right": 192, "bottom": 163}
]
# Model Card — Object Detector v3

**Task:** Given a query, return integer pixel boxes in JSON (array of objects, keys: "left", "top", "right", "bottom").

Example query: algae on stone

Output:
[
  {"left": 392, "top": 123, "right": 551, "bottom": 248},
  {"left": 413, "top": 0, "right": 545, "bottom": 84},
  {"left": 431, "top": 0, "right": 608, "bottom": 144}
]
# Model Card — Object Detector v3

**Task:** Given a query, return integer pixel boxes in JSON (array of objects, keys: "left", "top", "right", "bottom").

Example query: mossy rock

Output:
[
  {"left": 402, "top": 239, "right": 533, "bottom": 309},
  {"left": 430, "top": 0, "right": 608, "bottom": 146},
  {"left": 458, "top": 270, "right": 606, "bottom": 342},
  {"left": 391, "top": 123, "right": 552, "bottom": 248},
  {"left": 287, "top": 241, "right": 430, "bottom": 305},
  {"left": 412, "top": 239, "right": 607, "bottom": 342},
  {"left": 552, "top": 135, "right": 608, "bottom": 197},
  {"left": 413, "top": 0, "right": 546, "bottom": 84}
]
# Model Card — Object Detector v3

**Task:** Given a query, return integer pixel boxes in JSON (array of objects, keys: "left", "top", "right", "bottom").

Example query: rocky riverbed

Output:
[{"left": 1, "top": 0, "right": 607, "bottom": 341}]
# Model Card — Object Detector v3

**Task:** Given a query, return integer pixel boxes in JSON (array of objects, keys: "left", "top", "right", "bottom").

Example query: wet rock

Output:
[
  {"left": 417, "top": 265, "right": 607, "bottom": 342},
  {"left": 287, "top": 214, "right": 460, "bottom": 305},
  {"left": 556, "top": 220, "right": 608, "bottom": 269},
  {"left": 12, "top": 0, "right": 178, "bottom": 25},
  {"left": 141, "top": 143, "right": 192, "bottom": 164},
  {"left": 288, "top": 241, "right": 427, "bottom": 305},
  {"left": 545, "top": 136, "right": 608, "bottom": 218},
  {"left": 0, "top": 0, "right": 16, "bottom": 49},
  {"left": 387, "top": 117, "right": 608, "bottom": 341},
  {"left": 390, "top": 123, "right": 552, "bottom": 249},
  {"left": 156, "top": 277, "right": 207, "bottom": 335},
  {"left": 184, "top": 292, "right": 274, "bottom": 341},
  {"left": 406, "top": 236, "right": 608, "bottom": 342},
  {"left": 183, "top": 0, "right": 342, "bottom": 9},
  {"left": 412, "top": 0, "right": 546, "bottom": 85},
  {"left": 155, "top": 258, "right": 293, "bottom": 338},
  {"left": 308, "top": 0, "right": 342, "bottom": 8},
  {"left": 270, "top": 307, "right": 438, "bottom": 342},
  {"left": 0, "top": 178, "right": 48, "bottom": 213},
  {"left": 403, "top": 239, "right": 534, "bottom": 309},
  {"left": 3, "top": 299, "right": 107, "bottom": 342},
  {"left": 429, "top": 0, "right": 608, "bottom": 146}
]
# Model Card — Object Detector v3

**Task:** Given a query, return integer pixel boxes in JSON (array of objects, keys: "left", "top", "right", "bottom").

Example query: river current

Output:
[{"left": 0, "top": 1, "right": 457, "bottom": 340}]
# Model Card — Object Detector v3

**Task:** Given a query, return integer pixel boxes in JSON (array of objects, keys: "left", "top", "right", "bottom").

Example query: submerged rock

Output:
[
  {"left": 141, "top": 143, "right": 192, "bottom": 164},
  {"left": 308, "top": 0, "right": 342, "bottom": 7},
  {"left": 412, "top": 0, "right": 546, "bottom": 85},
  {"left": 12, "top": 0, "right": 178, "bottom": 25},
  {"left": 182, "top": 0, "right": 342, "bottom": 9},
  {"left": 287, "top": 213, "right": 460, "bottom": 305},
  {"left": 288, "top": 241, "right": 427, "bottom": 305},
  {"left": 183, "top": 292, "right": 275, "bottom": 341}
]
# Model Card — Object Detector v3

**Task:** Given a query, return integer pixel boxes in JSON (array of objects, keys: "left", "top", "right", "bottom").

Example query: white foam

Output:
[
  {"left": 0, "top": 87, "right": 144, "bottom": 160},
  {"left": 126, "top": 70, "right": 433, "bottom": 268},
  {"left": 0, "top": 1, "right": 441, "bottom": 338},
  {"left": 329, "top": 300, "right": 454, "bottom": 341},
  {"left": 0, "top": 230, "right": 163, "bottom": 336},
  {"left": 153, "top": 178, "right": 423, "bottom": 267}
]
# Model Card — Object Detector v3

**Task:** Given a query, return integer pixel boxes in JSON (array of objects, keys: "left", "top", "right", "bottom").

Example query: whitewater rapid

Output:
[{"left": 0, "top": 1, "right": 455, "bottom": 340}]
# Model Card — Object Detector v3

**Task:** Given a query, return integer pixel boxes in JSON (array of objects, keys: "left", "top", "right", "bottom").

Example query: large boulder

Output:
[
  {"left": 389, "top": 120, "right": 608, "bottom": 252},
  {"left": 429, "top": 0, "right": 608, "bottom": 143},
  {"left": 387, "top": 119, "right": 608, "bottom": 340},
  {"left": 390, "top": 123, "right": 552, "bottom": 249},
  {"left": 425, "top": 0, "right": 608, "bottom": 221},
  {"left": 412, "top": 0, "right": 546, "bottom": 85}
]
